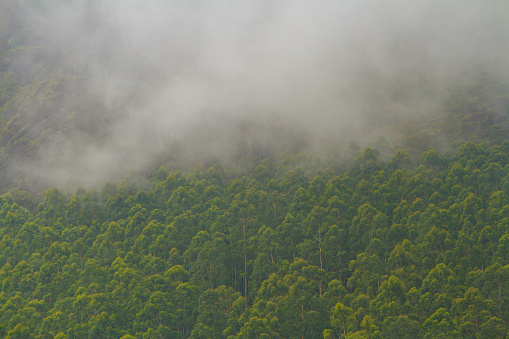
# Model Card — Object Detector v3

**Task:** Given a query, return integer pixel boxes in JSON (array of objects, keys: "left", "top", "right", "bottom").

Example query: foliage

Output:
[{"left": 0, "top": 143, "right": 506, "bottom": 337}]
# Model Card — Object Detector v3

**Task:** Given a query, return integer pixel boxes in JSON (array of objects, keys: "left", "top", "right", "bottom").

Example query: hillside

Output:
[
  {"left": 1, "top": 0, "right": 509, "bottom": 194},
  {"left": 0, "top": 143, "right": 507, "bottom": 337},
  {"left": 0, "top": 1, "right": 509, "bottom": 338}
]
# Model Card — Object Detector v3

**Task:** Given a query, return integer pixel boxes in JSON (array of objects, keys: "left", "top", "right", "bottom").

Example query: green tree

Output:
[
  {"left": 422, "top": 308, "right": 459, "bottom": 338},
  {"left": 330, "top": 302, "right": 353, "bottom": 338}
]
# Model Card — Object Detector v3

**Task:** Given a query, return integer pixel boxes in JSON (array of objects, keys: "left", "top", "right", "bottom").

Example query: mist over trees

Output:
[
  {"left": 1, "top": 1, "right": 509, "bottom": 338},
  {"left": 1, "top": 0, "right": 509, "bottom": 191}
]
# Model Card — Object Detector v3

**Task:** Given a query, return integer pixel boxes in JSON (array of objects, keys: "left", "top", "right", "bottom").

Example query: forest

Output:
[
  {"left": 1, "top": 1, "right": 509, "bottom": 338},
  {"left": 0, "top": 142, "right": 507, "bottom": 338}
]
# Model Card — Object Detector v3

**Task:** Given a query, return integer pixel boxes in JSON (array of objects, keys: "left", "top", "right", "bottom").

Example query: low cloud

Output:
[{"left": 7, "top": 0, "right": 509, "bottom": 188}]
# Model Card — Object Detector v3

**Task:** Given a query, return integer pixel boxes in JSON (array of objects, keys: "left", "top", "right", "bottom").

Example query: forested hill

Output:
[
  {"left": 2, "top": 1, "right": 509, "bottom": 338},
  {"left": 1, "top": 0, "right": 509, "bottom": 194},
  {"left": 0, "top": 142, "right": 508, "bottom": 337}
]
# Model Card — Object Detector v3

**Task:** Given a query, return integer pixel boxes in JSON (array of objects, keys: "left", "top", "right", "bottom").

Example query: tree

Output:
[
  {"left": 5, "top": 323, "right": 29, "bottom": 339},
  {"left": 389, "top": 150, "right": 412, "bottom": 171},
  {"left": 194, "top": 286, "right": 241, "bottom": 338},
  {"left": 347, "top": 253, "right": 384, "bottom": 297},
  {"left": 382, "top": 315, "right": 421, "bottom": 339},
  {"left": 422, "top": 308, "right": 459, "bottom": 338},
  {"left": 237, "top": 316, "right": 275, "bottom": 339},
  {"left": 330, "top": 302, "right": 353, "bottom": 338},
  {"left": 451, "top": 287, "right": 492, "bottom": 337},
  {"left": 478, "top": 263, "right": 509, "bottom": 318},
  {"left": 349, "top": 203, "right": 386, "bottom": 253},
  {"left": 136, "top": 291, "right": 176, "bottom": 332}
]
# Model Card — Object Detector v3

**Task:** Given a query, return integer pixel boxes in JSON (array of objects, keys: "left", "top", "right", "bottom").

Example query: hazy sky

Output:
[{"left": 12, "top": 0, "right": 509, "bottom": 187}]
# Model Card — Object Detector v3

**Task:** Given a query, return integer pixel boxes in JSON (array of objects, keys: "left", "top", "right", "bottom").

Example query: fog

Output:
[{"left": 7, "top": 0, "right": 509, "bottom": 188}]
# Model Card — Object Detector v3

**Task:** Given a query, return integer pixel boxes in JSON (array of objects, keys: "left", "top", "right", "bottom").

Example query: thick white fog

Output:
[{"left": 8, "top": 0, "right": 509, "bottom": 187}]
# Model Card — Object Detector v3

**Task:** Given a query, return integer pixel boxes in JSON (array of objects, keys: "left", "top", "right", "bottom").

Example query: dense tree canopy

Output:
[{"left": 0, "top": 142, "right": 507, "bottom": 337}]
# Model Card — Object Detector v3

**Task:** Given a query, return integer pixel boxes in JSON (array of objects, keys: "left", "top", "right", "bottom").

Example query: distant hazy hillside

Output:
[{"left": 0, "top": 0, "right": 508, "bottom": 193}]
